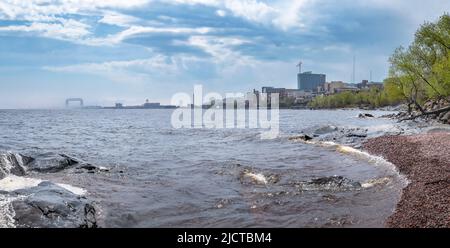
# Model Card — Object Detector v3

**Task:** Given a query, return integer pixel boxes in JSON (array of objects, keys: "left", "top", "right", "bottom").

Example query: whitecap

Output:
[
  {"left": 0, "top": 175, "right": 42, "bottom": 192},
  {"left": 243, "top": 172, "right": 268, "bottom": 185},
  {"left": 361, "top": 177, "right": 392, "bottom": 188}
]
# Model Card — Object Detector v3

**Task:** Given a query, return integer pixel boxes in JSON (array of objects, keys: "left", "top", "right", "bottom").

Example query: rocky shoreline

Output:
[
  {"left": 364, "top": 132, "right": 450, "bottom": 228},
  {"left": 295, "top": 110, "right": 450, "bottom": 228}
]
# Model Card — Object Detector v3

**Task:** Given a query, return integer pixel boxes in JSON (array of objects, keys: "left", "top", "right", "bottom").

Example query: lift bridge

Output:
[{"left": 65, "top": 98, "right": 84, "bottom": 108}]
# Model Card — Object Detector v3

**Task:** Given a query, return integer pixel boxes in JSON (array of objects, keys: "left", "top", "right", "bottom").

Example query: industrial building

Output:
[{"left": 297, "top": 71, "right": 326, "bottom": 92}]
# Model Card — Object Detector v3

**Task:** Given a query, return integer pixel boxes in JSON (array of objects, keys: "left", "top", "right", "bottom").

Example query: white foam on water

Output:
[
  {"left": 0, "top": 195, "right": 17, "bottom": 228},
  {"left": 243, "top": 172, "right": 268, "bottom": 185},
  {"left": 0, "top": 153, "right": 14, "bottom": 176},
  {"left": 336, "top": 145, "right": 367, "bottom": 156},
  {"left": 0, "top": 152, "right": 28, "bottom": 178},
  {"left": 0, "top": 175, "right": 43, "bottom": 192},
  {"left": 361, "top": 177, "right": 392, "bottom": 188},
  {"left": 0, "top": 194, "right": 26, "bottom": 228},
  {"left": 56, "top": 183, "right": 87, "bottom": 196},
  {"left": 293, "top": 139, "right": 410, "bottom": 186}
]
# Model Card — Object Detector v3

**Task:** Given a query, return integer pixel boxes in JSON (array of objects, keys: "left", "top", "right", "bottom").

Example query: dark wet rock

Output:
[
  {"left": 300, "top": 125, "right": 338, "bottom": 137},
  {"left": 26, "top": 153, "right": 79, "bottom": 173},
  {"left": 345, "top": 131, "right": 368, "bottom": 138},
  {"left": 11, "top": 181, "right": 97, "bottom": 228},
  {"left": 440, "top": 112, "right": 450, "bottom": 123},
  {"left": 288, "top": 134, "right": 313, "bottom": 142},
  {"left": 81, "top": 204, "right": 98, "bottom": 228},
  {"left": 1, "top": 152, "right": 108, "bottom": 176},
  {"left": 77, "top": 164, "right": 97, "bottom": 171},
  {"left": 359, "top": 113, "right": 374, "bottom": 118},
  {"left": 312, "top": 125, "right": 338, "bottom": 135},
  {"left": 316, "top": 127, "right": 369, "bottom": 147},
  {"left": 296, "top": 125, "right": 372, "bottom": 147},
  {"left": 309, "top": 176, "right": 361, "bottom": 188},
  {"left": 295, "top": 176, "right": 362, "bottom": 191},
  {"left": 76, "top": 163, "right": 109, "bottom": 173}
]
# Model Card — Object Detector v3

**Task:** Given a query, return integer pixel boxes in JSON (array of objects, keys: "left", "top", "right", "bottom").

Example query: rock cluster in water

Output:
[
  {"left": 295, "top": 176, "right": 362, "bottom": 191},
  {"left": 0, "top": 152, "right": 102, "bottom": 228},
  {"left": 296, "top": 125, "right": 370, "bottom": 148}
]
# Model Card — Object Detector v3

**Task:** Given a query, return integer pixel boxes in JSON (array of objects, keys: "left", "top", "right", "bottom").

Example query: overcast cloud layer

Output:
[{"left": 0, "top": 0, "right": 449, "bottom": 108}]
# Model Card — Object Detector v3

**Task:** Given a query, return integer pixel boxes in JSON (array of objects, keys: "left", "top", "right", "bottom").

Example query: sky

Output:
[{"left": 0, "top": 0, "right": 449, "bottom": 108}]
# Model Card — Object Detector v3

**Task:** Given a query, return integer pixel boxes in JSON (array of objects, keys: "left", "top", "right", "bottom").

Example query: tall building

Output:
[{"left": 297, "top": 71, "right": 326, "bottom": 92}]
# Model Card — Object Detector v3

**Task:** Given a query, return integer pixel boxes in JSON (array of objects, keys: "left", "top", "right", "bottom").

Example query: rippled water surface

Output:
[{"left": 0, "top": 109, "right": 408, "bottom": 227}]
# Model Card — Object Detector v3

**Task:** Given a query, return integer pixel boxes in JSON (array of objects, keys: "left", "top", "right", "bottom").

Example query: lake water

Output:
[{"left": 0, "top": 109, "right": 409, "bottom": 227}]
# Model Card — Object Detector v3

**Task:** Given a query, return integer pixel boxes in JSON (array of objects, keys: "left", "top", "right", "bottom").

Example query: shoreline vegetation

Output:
[{"left": 309, "top": 14, "right": 450, "bottom": 125}]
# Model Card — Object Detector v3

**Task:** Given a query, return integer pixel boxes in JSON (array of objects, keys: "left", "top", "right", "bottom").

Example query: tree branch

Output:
[{"left": 400, "top": 105, "right": 450, "bottom": 121}]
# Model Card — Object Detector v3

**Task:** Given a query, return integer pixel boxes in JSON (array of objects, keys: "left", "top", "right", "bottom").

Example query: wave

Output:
[
  {"left": 288, "top": 137, "right": 410, "bottom": 187},
  {"left": 361, "top": 177, "right": 392, "bottom": 188},
  {"left": 0, "top": 194, "right": 25, "bottom": 228},
  {"left": 242, "top": 171, "right": 268, "bottom": 185}
]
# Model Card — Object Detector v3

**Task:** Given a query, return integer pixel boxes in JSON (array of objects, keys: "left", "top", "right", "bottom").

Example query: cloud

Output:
[
  {"left": 2, "top": 0, "right": 450, "bottom": 108},
  {"left": 0, "top": 19, "right": 91, "bottom": 40},
  {"left": 166, "top": 0, "right": 310, "bottom": 30},
  {"left": 182, "top": 35, "right": 251, "bottom": 59},
  {"left": 86, "top": 25, "right": 214, "bottom": 46},
  {"left": 215, "top": 9, "right": 226, "bottom": 17},
  {"left": 42, "top": 53, "right": 214, "bottom": 85},
  {"left": 98, "top": 11, "right": 141, "bottom": 27}
]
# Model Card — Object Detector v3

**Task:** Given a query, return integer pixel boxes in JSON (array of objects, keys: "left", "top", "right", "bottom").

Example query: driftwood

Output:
[{"left": 400, "top": 105, "right": 450, "bottom": 121}]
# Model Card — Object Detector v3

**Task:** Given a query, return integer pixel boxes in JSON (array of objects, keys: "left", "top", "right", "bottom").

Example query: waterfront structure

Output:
[
  {"left": 143, "top": 99, "right": 161, "bottom": 108},
  {"left": 298, "top": 71, "right": 326, "bottom": 92},
  {"left": 65, "top": 98, "right": 84, "bottom": 108},
  {"left": 320, "top": 81, "right": 346, "bottom": 94},
  {"left": 104, "top": 99, "right": 177, "bottom": 109},
  {"left": 334, "top": 85, "right": 359, "bottom": 93},
  {"left": 259, "top": 86, "right": 314, "bottom": 108},
  {"left": 356, "top": 80, "right": 384, "bottom": 90},
  {"left": 262, "top": 87, "right": 289, "bottom": 98}
]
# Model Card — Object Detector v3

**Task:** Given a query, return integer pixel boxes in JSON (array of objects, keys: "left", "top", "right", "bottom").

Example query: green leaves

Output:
[{"left": 387, "top": 13, "right": 450, "bottom": 106}]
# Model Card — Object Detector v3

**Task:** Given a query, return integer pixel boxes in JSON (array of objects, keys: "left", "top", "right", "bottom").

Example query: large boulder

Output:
[
  {"left": 26, "top": 153, "right": 79, "bottom": 173},
  {"left": 11, "top": 181, "right": 97, "bottom": 228}
]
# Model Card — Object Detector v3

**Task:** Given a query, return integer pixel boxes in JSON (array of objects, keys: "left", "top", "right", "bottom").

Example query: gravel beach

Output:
[{"left": 364, "top": 132, "right": 450, "bottom": 228}]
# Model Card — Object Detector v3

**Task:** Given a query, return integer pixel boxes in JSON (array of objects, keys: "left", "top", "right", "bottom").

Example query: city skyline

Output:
[{"left": 0, "top": 0, "right": 449, "bottom": 108}]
